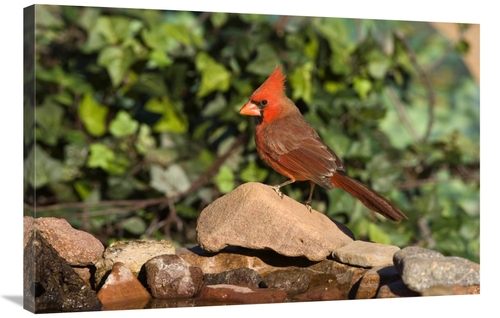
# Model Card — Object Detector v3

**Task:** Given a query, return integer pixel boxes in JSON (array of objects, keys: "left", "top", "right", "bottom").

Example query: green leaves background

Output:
[{"left": 26, "top": 5, "right": 479, "bottom": 262}]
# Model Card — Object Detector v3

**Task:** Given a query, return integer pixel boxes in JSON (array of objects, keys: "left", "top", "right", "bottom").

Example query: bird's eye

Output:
[{"left": 260, "top": 100, "right": 268, "bottom": 107}]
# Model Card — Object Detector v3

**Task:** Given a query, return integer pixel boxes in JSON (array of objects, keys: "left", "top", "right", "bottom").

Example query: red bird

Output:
[{"left": 239, "top": 66, "right": 407, "bottom": 222}]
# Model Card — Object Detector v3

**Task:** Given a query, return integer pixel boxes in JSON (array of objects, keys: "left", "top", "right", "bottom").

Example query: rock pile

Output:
[
  {"left": 23, "top": 183, "right": 480, "bottom": 313},
  {"left": 23, "top": 217, "right": 103, "bottom": 312}
]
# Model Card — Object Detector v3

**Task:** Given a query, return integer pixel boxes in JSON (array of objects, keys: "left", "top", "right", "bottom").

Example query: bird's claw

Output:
[
  {"left": 304, "top": 201, "right": 312, "bottom": 212},
  {"left": 270, "top": 185, "right": 284, "bottom": 198}
]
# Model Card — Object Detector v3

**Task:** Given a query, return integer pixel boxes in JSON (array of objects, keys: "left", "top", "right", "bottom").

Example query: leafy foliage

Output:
[{"left": 26, "top": 5, "right": 479, "bottom": 262}]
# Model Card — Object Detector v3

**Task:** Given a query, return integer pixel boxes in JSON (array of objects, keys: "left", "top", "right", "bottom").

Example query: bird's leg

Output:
[
  {"left": 270, "top": 179, "right": 295, "bottom": 198},
  {"left": 304, "top": 182, "right": 315, "bottom": 212}
]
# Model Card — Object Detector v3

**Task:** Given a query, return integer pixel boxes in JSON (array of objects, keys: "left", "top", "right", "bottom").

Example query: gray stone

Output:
[
  {"left": 393, "top": 246, "right": 480, "bottom": 292},
  {"left": 95, "top": 239, "right": 175, "bottom": 287},
  {"left": 262, "top": 269, "right": 313, "bottom": 294},
  {"left": 333, "top": 240, "right": 400, "bottom": 267},
  {"left": 145, "top": 254, "right": 203, "bottom": 299},
  {"left": 203, "top": 267, "right": 263, "bottom": 288},
  {"left": 196, "top": 182, "right": 354, "bottom": 261}
]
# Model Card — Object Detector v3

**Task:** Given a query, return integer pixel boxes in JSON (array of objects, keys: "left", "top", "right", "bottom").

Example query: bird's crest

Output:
[{"left": 252, "top": 65, "right": 286, "bottom": 97}]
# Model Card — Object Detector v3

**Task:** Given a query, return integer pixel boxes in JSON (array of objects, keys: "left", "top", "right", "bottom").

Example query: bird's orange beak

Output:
[{"left": 239, "top": 101, "right": 261, "bottom": 117}]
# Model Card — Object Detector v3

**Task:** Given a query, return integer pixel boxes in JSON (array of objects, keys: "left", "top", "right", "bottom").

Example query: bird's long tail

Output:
[{"left": 330, "top": 172, "right": 408, "bottom": 222}]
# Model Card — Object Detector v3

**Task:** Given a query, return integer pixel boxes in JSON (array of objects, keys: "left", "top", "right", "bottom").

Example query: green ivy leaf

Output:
[
  {"left": 148, "top": 49, "right": 173, "bottom": 68},
  {"left": 74, "top": 180, "right": 92, "bottom": 200},
  {"left": 107, "top": 176, "right": 136, "bottom": 200},
  {"left": 24, "top": 101, "right": 35, "bottom": 146},
  {"left": 109, "top": 110, "right": 139, "bottom": 138},
  {"left": 326, "top": 189, "right": 355, "bottom": 217},
  {"left": 145, "top": 97, "right": 188, "bottom": 134},
  {"left": 164, "top": 11, "right": 204, "bottom": 48},
  {"left": 141, "top": 23, "right": 177, "bottom": 52},
  {"left": 82, "top": 16, "right": 118, "bottom": 52},
  {"left": 414, "top": 185, "right": 443, "bottom": 219},
  {"left": 87, "top": 143, "right": 115, "bottom": 171},
  {"left": 35, "top": 100, "right": 64, "bottom": 146},
  {"left": 46, "top": 182, "right": 77, "bottom": 202},
  {"left": 164, "top": 23, "right": 192, "bottom": 46},
  {"left": 145, "top": 148, "right": 179, "bottom": 167},
  {"left": 304, "top": 34, "right": 319, "bottom": 59},
  {"left": 210, "top": 12, "right": 228, "bottom": 28},
  {"left": 195, "top": 52, "right": 231, "bottom": 98},
  {"left": 241, "top": 161, "right": 268, "bottom": 183},
  {"left": 176, "top": 204, "right": 200, "bottom": 218},
  {"left": 135, "top": 124, "right": 156, "bottom": 154},
  {"left": 353, "top": 77, "right": 372, "bottom": 99},
  {"left": 94, "top": 16, "right": 120, "bottom": 44},
  {"left": 98, "top": 46, "right": 136, "bottom": 87},
  {"left": 133, "top": 72, "right": 168, "bottom": 97},
  {"left": 78, "top": 93, "right": 108, "bottom": 137},
  {"left": 76, "top": 6, "right": 101, "bottom": 32},
  {"left": 64, "top": 143, "right": 88, "bottom": 167},
  {"left": 368, "top": 58, "right": 391, "bottom": 79},
  {"left": 86, "top": 143, "right": 129, "bottom": 175},
  {"left": 150, "top": 163, "right": 191, "bottom": 197},
  {"left": 214, "top": 165, "right": 235, "bottom": 194},
  {"left": 202, "top": 93, "right": 227, "bottom": 117},
  {"left": 364, "top": 153, "right": 402, "bottom": 193},
  {"left": 25, "top": 144, "right": 63, "bottom": 189},
  {"left": 121, "top": 216, "right": 147, "bottom": 235},
  {"left": 35, "top": 5, "right": 64, "bottom": 29},
  {"left": 63, "top": 129, "right": 87, "bottom": 145},
  {"left": 368, "top": 223, "right": 392, "bottom": 244},
  {"left": 84, "top": 15, "right": 142, "bottom": 51},
  {"left": 290, "top": 61, "right": 314, "bottom": 104},
  {"left": 246, "top": 44, "right": 280, "bottom": 76},
  {"left": 53, "top": 90, "right": 74, "bottom": 106}
]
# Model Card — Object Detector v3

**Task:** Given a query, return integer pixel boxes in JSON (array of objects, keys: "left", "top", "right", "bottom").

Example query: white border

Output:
[{"left": 2, "top": 1, "right": 494, "bottom": 317}]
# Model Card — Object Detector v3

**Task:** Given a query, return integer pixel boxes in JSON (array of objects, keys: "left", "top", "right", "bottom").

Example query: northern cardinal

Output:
[{"left": 239, "top": 66, "right": 407, "bottom": 222}]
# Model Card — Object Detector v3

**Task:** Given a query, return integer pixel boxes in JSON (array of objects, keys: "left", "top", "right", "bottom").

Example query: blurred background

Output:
[{"left": 24, "top": 5, "right": 479, "bottom": 263}]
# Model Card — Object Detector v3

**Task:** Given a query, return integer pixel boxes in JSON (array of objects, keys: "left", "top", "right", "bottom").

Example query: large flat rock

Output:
[{"left": 196, "top": 182, "right": 354, "bottom": 261}]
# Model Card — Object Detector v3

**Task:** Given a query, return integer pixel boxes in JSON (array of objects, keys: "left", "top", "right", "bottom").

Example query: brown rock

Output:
[
  {"left": 333, "top": 240, "right": 400, "bottom": 268},
  {"left": 177, "top": 246, "right": 268, "bottom": 274},
  {"left": 24, "top": 232, "right": 102, "bottom": 313},
  {"left": 354, "top": 266, "right": 401, "bottom": 299},
  {"left": 198, "top": 284, "right": 287, "bottom": 304},
  {"left": 34, "top": 217, "right": 104, "bottom": 266},
  {"left": 309, "top": 259, "right": 368, "bottom": 292},
  {"left": 262, "top": 269, "right": 312, "bottom": 294},
  {"left": 147, "top": 298, "right": 197, "bottom": 309},
  {"left": 95, "top": 239, "right": 175, "bottom": 287},
  {"left": 180, "top": 248, "right": 369, "bottom": 300},
  {"left": 376, "top": 280, "right": 420, "bottom": 298},
  {"left": 145, "top": 254, "right": 204, "bottom": 299},
  {"left": 97, "top": 262, "right": 151, "bottom": 311},
  {"left": 204, "top": 268, "right": 263, "bottom": 288},
  {"left": 177, "top": 246, "right": 318, "bottom": 276},
  {"left": 305, "top": 271, "right": 354, "bottom": 300},
  {"left": 292, "top": 285, "right": 346, "bottom": 301},
  {"left": 196, "top": 182, "right": 354, "bottom": 261},
  {"left": 72, "top": 267, "right": 92, "bottom": 287},
  {"left": 23, "top": 216, "right": 35, "bottom": 249},
  {"left": 421, "top": 284, "right": 480, "bottom": 296}
]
